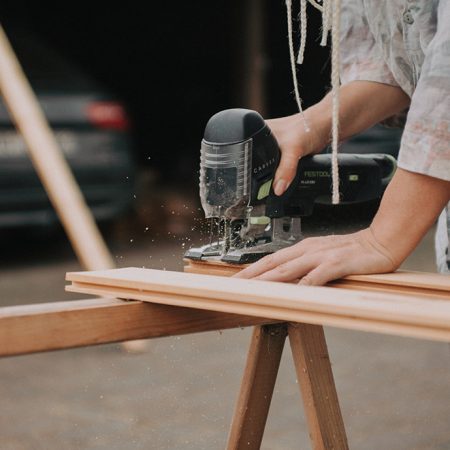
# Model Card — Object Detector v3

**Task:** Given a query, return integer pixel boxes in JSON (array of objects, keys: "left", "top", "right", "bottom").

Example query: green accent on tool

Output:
[
  {"left": 257, "top": 179, "right": 273, "bottom": 200},
  {"left": 349, "top": 174, "right": 359, "bottom": 181},
  {"left": 250, "top": 216, "right": 271, "bottom": 225}
]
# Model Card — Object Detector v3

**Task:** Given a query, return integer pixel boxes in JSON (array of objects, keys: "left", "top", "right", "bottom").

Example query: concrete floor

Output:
[{"left": 0, "top": 222, "right": 449, "bottom": 449}]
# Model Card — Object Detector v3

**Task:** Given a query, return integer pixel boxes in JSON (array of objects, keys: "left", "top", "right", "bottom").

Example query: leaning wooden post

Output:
[{"left": 0, "top": 25, "right": 114, "bottom": 270}]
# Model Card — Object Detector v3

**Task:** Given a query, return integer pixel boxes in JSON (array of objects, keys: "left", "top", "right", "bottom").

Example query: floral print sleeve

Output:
[
  {"left": 340, "top": 0, "right": 398, "bottom": 88},
  {"left": 398, "top": 0, "right": 450, "bottom": 181}
]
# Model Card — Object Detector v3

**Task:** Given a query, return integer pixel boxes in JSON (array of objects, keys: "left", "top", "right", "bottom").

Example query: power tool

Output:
[{"left": 185, "top": 109, "right": 396, "bottom": 264}]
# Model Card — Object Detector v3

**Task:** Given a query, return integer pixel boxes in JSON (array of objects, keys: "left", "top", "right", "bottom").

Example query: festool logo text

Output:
[{"left": 304, "top": 171, "right": 330, "bottom": 177}]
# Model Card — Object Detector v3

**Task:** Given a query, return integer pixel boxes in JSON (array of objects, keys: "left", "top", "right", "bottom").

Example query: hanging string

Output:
[
  {"left": 296, "top": 0, "right": 308, "bottom": 65},
  {"left": 320, "top": 0, "right": 331, "bottom": 46},
  {"left": 330, "top": 0, "right": 341, "bottom": 204},
  {"left": 307, "top": 0, "right": 324, "bottom": 11},
  {"left": 285, "top": 0, "right": 310, "bottom": 132},
  {"left": 286, "top": 0, "right": 341, "bottom": 203}
]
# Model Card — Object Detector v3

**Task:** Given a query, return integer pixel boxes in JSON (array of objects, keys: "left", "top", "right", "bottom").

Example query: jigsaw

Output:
[{"left": 185, "top": 109, "right": 396, "bottom": 264}]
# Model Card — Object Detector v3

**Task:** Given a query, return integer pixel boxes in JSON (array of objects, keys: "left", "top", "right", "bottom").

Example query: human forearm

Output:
[
  {"left": 270, "top": 81, "right": 410, "bottom": 193},
  {"left": 369, "top": 169, "right": 450, "bottom": 268},
  {"left": 235, "top": 169, "right": 450, "bottom": 284},
  {"left": 305, "top": 80, "right": 411, "bottom": 152}
]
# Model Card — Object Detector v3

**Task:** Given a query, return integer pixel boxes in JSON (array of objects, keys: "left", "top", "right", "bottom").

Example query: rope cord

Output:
[
  {"left": 285, "top": 0, "right": 341, "bottom": 203},
  {"left": 308, "top": 0, "right": 324, "bottom": 11},
  {"left": 330, "top": 0, "right": 341, "bottom": 204},
  {"left": 297, "top": 0, "right": 308, "bottom": 65},
  {"left": 285, "top": 0, "right": 310, "bottom": 132},
  {"left": 320, "top": 0, "right": 331, "bottom": 46}
]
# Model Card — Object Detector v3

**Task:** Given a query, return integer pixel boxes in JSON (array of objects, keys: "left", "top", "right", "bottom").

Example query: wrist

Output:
[
  {"left": 368, "top": 169, "right": 450, "bottom": 269},
  {"left": 361, "top": 227, "right": 400, "bottom": 270},
  {"left": 302, "top": 100, "right": 332, "bottom": 153}
]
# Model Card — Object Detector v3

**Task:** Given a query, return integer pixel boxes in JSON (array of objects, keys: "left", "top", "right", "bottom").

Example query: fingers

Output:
[
  {"left": 255, "top": 254, "right": 320, "bottom": 282},
  {"left": 273, "top": 151, "right": 300, "bottom": 196},
  {"left": 266, "top": 115, "right": 309, "bottom": 196},
  {"left": 244, "top": 252, "right": 343, "bottom": 284},
  {"left": 298, "top": 263, "right": 345, "bottom": 286},
  {"left": 233, "top": 240, "right": 313, "bottom": 279},
  {"left": 234, "top": 237, "right": 335, "bottom": 280},
  {"left": 233, "top": 229, "right": 394, "bottom": 287}
]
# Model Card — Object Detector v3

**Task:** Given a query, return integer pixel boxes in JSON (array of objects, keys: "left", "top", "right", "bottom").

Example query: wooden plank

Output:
[
  {"left": 67, "top": 278, "right": 450, "bottom": 332},
  {"left": 184, "top": 263, "right": 237, "bottom": 278},
  {"left": 65, "top": 268, "right": 450, "bottom": 342},
  {"left": 66, "top": 269, "right": 450, "bottom": 325},
  {"left": 344, "top": 270, "right": 450, "bottom": 291},
  {"left": 186, "top": 262, "right": 447, "bottom": 299},
  {"left": 328, "top": 279, "right": 449, "bottom": 300},
  {"left": 288, "top": 323, "right": 348, "bottom": 450},
  {"left": 0, "top": 298, "right": 275, "bottom": 357},
  {"left": 66, "top": 281, "right": 450, "bottom": 341},
  {"left": 0, "top": 26, "right": 113, "bottom": 270},
  {"left": 184, "top": 260, "right": 450, "bottom": 299},
  {"left": 227, "top": 324, "right": 287, "bottom": 450}
]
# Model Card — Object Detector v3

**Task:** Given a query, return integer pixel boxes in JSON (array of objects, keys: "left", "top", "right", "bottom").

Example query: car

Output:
[{"left": 0, "top": 27, "right": 136, "bottom": 229}]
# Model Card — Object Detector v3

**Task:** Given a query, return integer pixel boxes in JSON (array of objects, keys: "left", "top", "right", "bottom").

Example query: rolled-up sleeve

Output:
[
  {"left": 340, "top": 0, "right": 398, "bottom": 87},
  {"left": 398, "top": 0, "right": 450, "bottom": 181}
]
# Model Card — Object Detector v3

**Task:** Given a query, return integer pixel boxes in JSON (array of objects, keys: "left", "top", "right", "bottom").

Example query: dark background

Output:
[{"left": 0, "top": 0, "right": 330, "bottom": 184}]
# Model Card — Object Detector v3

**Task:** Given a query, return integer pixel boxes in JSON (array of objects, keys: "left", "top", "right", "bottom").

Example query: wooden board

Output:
[
  {"left": 0, "top": 26, "right": 114, "bottom": 271},
  {"left": 66, "top": 268, "right": 450, "bottom": 342},
  {"left": 0, "top": 298, "right": 275, "bottom": 357},
  {"left": 184, "top": 259, "right": 450, "bottom": 299}
]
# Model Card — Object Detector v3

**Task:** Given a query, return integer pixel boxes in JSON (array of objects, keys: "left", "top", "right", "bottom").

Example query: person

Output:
[{"left": 235, "top": 0, "right": 450, "bottom": 285}]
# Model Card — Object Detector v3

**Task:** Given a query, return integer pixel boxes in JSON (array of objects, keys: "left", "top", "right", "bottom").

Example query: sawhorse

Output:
[
  {"left": 184, "top": 260, "right": 348, "bottom": 449},
  {"left": 8, "top": 264, "right": 447, "bottom": 448},
  {"left": 227, "top": 323, "right": 347, "bottom": 450}
]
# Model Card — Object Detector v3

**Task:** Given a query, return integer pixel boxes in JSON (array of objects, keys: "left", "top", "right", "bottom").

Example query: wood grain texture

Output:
[
  {"left": 66, "top": 268, "right": 450, "bottom": 342},
  {"left": 226, "top": 324, "right": 287, "bottom": 450},
  {"left": 0, "top": 298, "right": 275, "bottom": 357},
  {"left": 289, "top": 323, "right": 348, "bottom": 450},
  {"left": 184, "top": 260, "right": 450, "bottom": 299}
]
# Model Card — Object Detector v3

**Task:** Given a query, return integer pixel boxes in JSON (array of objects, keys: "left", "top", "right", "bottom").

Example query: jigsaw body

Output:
[{"left": 185, "top": 109, "right": 396, "bottom": 264}]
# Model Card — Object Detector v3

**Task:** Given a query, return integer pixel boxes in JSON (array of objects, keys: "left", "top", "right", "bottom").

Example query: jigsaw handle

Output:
[{"left": 266, "top": 152, "right": 397, "bottom": 217}]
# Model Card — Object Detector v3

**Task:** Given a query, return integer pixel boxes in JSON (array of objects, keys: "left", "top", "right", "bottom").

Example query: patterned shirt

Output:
[{"left": 340, "top": 0, "right": 450, "bottom": 182}]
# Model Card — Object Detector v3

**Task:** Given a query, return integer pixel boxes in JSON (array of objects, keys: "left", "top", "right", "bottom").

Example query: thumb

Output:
[{"left": 273, "top": 151, "right": 300, "bottom": 196}]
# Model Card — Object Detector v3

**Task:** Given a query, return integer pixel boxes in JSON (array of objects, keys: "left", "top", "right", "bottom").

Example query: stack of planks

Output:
[{"left": 66, "top": 266, "right": 450, "bottom": 342}]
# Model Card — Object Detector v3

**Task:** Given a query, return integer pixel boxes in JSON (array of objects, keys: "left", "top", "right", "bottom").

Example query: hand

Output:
[
  {"left": 233, "top": 228, "right": 398, "bottom": 286},
  {"left": 267, "top": 81, "right": 412, "bottom": 197},
  {"left": 266, "top": 113, "right": 323, "bottom": 196}
]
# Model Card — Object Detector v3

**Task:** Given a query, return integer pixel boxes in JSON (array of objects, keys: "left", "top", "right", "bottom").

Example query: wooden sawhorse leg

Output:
[
  {"left": 288, "top": 323, "right": 348, "bottom": 450},
  {"left": 227, "top": 324, "right": 288, "bottom": 449},
  {"left": 227, "top": 323, "right": 348, "bottom": 450}
]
